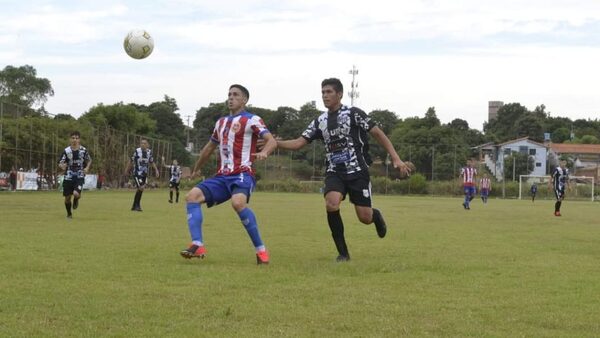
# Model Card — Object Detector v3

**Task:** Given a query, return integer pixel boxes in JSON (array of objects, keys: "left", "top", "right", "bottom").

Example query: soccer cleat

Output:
[
  {"left": 336, "top": 255, "right": 350, "bottom": 262},
  {"left": 66, "top": 214, "right": 73, "bottom": 219},
  {"left": 256, "top": 250, "right": 270, "bottom": 265},
  {"left": 131, "top": 206, "right": 143, "bottom": 212},
  {"left": 554, "top": 211, "right": 562, "bottom": 217},
  {"left": 73, "top": 198, "right": 79, "bottom": 210},
  {"left": 372, "top": 208, "right": 387, "bottom": 238},
  {"left": 168, "top": 199, "right": 173, "bottom": 203},
  {"left": 180, "top": 244, "right": 206, "bottom": 259}
]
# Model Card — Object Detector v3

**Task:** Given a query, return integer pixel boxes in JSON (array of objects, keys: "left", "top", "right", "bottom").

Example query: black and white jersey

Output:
[
  {"left": 302, "top": 105, "right": 375, "bottom": 176},
  {"left": 58, "top": 146, "right": 91, "bottom": 180},
  {"left": 552, "top": 166, "right": 569, "bottom": 191},
  {"left": 131, "top": 147, "right": 154, "bottom": 177},
  {"left": 168, "top": 165, "right": 182, "bottom": 183}
]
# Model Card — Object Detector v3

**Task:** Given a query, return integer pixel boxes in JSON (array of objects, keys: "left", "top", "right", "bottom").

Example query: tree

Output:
[
  {"left": 0, "top": 65, "right": 54, "bottom": 109},
  {"left": 515, "top": 113, "right": 544, "bottom": 142},
  {"left": 503, "top": 152, "right": 535, "bottom": 181},
  {"left": 79, "top": 102, "right": 156, "bottom": 135},
  {"left": 485, "top": 102, "right": 529, "bottom": 142},
  {"left": 551, "top": 127, "right": 571, "bottom": 143}
]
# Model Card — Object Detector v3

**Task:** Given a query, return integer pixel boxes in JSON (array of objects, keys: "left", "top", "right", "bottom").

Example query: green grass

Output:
[{"left": 1, "top": 190, "right": 599, "bottom": 337}]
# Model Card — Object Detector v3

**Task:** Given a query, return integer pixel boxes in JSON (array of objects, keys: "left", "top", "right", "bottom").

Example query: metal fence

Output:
[{"left": 0, "top": 101, "right": 174, "bottom": 189}]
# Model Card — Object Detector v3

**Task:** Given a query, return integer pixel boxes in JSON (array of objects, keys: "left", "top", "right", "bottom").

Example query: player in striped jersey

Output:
[
  {"left": 162, "top": 157, "right": 182, "bottom": 203},
  {"left": 479, "top": 173, "right": 491, "bottom": 204},
  {"left": 460, "top": 158, "right": 478, "bottom": 210},
  {"left": 276, "top": 78, "right": 411, "bottom": 262},
  {"left": 58, "top": 131, "right": 92, "bottom": 219},
  {"left": 549, "top": 160, "right": 569, "bottom": 216},
  {"left": 124, "top": 139, "right": 160, "bottom": 211},
  {"left": 180, "top": 84, "right": 277, "bottom": 265}
]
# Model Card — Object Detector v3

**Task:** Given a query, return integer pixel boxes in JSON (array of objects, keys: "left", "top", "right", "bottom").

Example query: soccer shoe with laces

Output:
[
  {"left": 256, "top": 250, "right": 270, "bottom": 265},
  {"left": 180, "top": 244, "right": 206, "bottom": 259},
  {"left": 372, "top": 208, "right": 387, "bottom": 238}
]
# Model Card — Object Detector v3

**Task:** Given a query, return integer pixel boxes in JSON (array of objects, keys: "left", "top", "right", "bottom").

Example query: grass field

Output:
[{"left": 1, "top": 190, "right": 599, "bottom": 337}]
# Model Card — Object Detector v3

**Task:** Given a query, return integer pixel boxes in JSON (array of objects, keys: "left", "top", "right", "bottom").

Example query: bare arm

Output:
[
  {"left": 192, "top": 141, "right": 218, "bottom": 176},
  {"left": 277, "top": 136, "right": 308, "bottom": 151},
  {"left": 253, "top": 133, "right": 278, "bottom": 160},
  {"left": 369, "top": 126, "right": 410, "bottom": 176},
  {"left": 84, "top": 159, "right": 92, "bottom": 174}
]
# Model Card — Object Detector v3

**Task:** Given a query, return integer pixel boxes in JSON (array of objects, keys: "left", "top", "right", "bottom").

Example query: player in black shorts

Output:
[
  {"left": 277, "top": 78, "right": 411, "bottom": 261},
  {"left": 549, "top": 160, "right": 569, "bottom": 216},
  {"left": 162, "top": 157, "right": 182, "bottom": 203},
  {"left": 58, "top": 131, "right": 92, "bottom": 219},
  {"left": 124, "top": 138, "right": 159, "bottom": 211}
]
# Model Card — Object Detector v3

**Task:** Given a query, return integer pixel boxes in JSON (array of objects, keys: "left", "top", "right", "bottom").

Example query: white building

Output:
[{"left": 478, "top": 137, "right": 548, "bottom": 181}]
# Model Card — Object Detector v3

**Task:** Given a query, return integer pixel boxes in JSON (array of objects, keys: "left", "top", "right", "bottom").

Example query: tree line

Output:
[{"left": 2, "top": 64, "right": 599, "bottom": 181}]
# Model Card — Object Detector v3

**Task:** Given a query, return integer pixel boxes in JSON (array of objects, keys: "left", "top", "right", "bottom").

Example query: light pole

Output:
[{"left": 348, "top": 65, "right": 359, "bottom": 106}]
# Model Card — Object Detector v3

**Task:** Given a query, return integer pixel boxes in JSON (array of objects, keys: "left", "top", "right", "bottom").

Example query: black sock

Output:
[
  {"left": 555, "top": 201, "right": 561, "bottom": 212},
  {"left": 327, "top": 210, "right": 349, "bottom": 257},
  {"left": 176, "top": 191, "right": 179, "bottom": 202},
  {"left": 65, "top": 202, "right": 72, "bottom": 215},
  {"left": 169, "top": 191, "right": 173, "bottom": 200}
]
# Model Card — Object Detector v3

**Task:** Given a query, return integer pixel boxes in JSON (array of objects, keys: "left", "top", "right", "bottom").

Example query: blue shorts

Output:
[
  {"left": 464, "top": 186, "right": 476, "bottom": 196},
  {"left": 480, "top": 188, "right": 489, "bottom": 197},
  {"left": 197, "top": 172, "right": 256, "bottom": 207}
]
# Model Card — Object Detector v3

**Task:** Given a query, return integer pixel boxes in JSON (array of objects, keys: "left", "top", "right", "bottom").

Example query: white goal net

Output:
[{"left": 519, "top": 175, "right": 595, "bottom": 201}]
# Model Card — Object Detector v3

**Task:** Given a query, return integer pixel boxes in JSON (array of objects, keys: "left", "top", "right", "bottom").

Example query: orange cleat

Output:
[
  {"left": 256, "top": 250, "right": 270, "bottom": 265},
  {"left": 180, "top": 244, "right": 206, "bottom": 259}
]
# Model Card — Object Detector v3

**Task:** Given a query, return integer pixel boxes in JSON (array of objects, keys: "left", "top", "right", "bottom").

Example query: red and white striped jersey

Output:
[
  {"left": 460, "top": 167, "right": 477, "bottom": 186},
  {"left": 480, "top": 177, "right": 491, "bottom": 190},
  {"left": 210, "top": 111, "right": 270, "bottom": 176}
]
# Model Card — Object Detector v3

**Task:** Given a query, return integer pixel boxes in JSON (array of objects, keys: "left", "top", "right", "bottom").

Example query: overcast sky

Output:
[{"left": 1, "top": 0, "right": 600, "bottom": 130}]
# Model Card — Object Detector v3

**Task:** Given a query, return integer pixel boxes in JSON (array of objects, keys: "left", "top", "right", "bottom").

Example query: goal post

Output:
[{"left": 519, "top": 175, "right": 595, "bottom": 201}]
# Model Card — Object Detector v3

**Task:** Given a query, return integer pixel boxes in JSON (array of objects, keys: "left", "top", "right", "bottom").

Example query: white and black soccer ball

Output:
[{"left": 123, "top": 30, "right": 154, "bottom": 59}]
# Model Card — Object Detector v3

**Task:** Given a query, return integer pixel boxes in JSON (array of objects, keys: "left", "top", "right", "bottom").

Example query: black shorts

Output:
[
  {"left": 324, "top": 172, "right": 372, "bottom": 207},
  {"left": 133, "top": 175, "right": 147, "bottom": 189},
  {"left": 169, "top": 180, "right": 180, "bottom": 189},
  {"left": 63, "top": 178, "right": 83, "bottom": 197},
  {"left": 554, "top": 187, "right": 565, "bottom": 200}
]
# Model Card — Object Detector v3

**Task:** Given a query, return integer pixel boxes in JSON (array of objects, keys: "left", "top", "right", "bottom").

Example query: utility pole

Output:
[{"left": 348, "top": 65, "right": 359, "bottom": 106}]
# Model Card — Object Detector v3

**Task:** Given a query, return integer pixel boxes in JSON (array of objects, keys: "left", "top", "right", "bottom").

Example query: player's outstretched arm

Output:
[
  {"left": 369, "top": 126, "right": 410, "bottom": 176},
  {"left": 191, "top": 141, "right": 217, "bottom": 177},
  {"left": 253, "top": 133, "right": 278, "bottom": 160},
  {"left": 277, "top": 136, "right": 308, "bottom": 151}
]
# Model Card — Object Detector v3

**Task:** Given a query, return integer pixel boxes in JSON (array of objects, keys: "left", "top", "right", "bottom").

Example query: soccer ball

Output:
[{"left": 123, "top": 30, "right": 154, "bottom": 59}]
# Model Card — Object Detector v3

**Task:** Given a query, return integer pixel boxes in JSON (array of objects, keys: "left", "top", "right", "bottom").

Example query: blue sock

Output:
[
  {"left": 186, "top": 203, "right": 203, "bottom": 244},
  {"left": 238, "top": 208, "right": 264, "bottom": 250}
]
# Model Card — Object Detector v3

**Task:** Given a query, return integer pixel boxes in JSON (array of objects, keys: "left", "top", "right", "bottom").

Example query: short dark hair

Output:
[
  {"left": 70, "top": 131, "right": 80, "bottom": 138},
  {"left": 321, "top": 78, "right": 343, "bottom": 93},
  {"left": 230, "top": 84, "right": 249, "bottom": 99}
]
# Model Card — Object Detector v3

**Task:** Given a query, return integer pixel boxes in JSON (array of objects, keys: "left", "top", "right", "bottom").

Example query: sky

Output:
[{"left": 1, "top": 0, "right": 600, "bottom": 131}]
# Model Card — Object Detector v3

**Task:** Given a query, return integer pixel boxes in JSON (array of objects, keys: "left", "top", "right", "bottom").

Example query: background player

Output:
[
  {"left": 124, "top": 138, "right": 159, "bottom": 211},
  {"left": 58, "top": 131, "right": 92, "bottom": 219},
  {"left": 460, "top": 158, "right": 478, "bottom": 210},
  {"left": 530, "top": 183, "right": 538, "bottom": 202},
  {"left": 180, "top": 84, "right": 277, "bottom": 265},
  {"left": 162, "top": 157, "right": 182, "bottom": 203},
  {"left": 479, "top": 173, "right": 491, "bottom": 204},
  {"left": 549, "top": 160, "right": 569, "bottom": 216}
]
